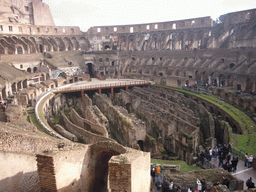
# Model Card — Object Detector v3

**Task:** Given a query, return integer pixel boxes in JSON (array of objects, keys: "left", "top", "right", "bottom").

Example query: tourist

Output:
[
  {"left": 231, "top": 157, "right": 238, "bottom": 172},
  {"left": 200, "top": 178, "right": 207, "bottom": 192},
  {"left": 162, "top": 180, "right": 170, "bottom": 192},
  {"left": 151, "top": 166, "right": 156, "bottom": 182},
  {"left": 226, "top": 152, "right": 231, "bottom": 163},
  {"left": 155, "top": 180, "right": 162, "bottom": 192},
  {"left": 218, "top": 152, "right": 224, "bottom": 167},
  {"left": 155, "top": 165, "right": 161, "bottom": 182},
  {"left": 245, "top": 153, "right": 249, "bottom": 167},
  {"left": 246, "top": 177, "right": 255, "bottom": 189},
  {"left": 248, "top": 155, "right": 254, "bottom": 168}
]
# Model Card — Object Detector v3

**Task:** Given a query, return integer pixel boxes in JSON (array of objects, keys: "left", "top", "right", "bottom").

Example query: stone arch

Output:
[
  {"left": 120, "top": 35, "right": 127, "bottom": 51},
  {"left": 104, "top": 44, "right": 111, "bottom": 51},
  {"left": 29, "top": 37, "right": 39, "bottom": 53},
  {"left": 33, "top": 67, "right": 38, "bottom": 73},
  {"left": 0, "top": 37, "right": 15, "bottom": 54},
  {"left": 55, "top": 37, "right": 65, "bottom": 51},
  {"left": 151, "top": 34, "right": 159, "bottom": 50},
  {"left": 63, "top": 37, "right": 73, "bottom": 51},
  {"left": 71, "top": 37, "right": 79, "bottom": 50},
  {"left": 127, "top": 35, "right": 135, "bottom": 51},
  {"left": 186, "top": 30, "right": 195, "bottom": 49},
  {"left": 48, "top": 37, "right": 58, "bottom": 51},
  {"left": 12, "top": 36, "right": 28, "bottom": 54},
  {"left": 159, "top": 32, "right": 166, "bottom": 50},
  {"left": 21, "top": 37, "right": 36, "bottom": 53},
  {"left": 87, "top": 142, "right": 126, "bottom": 192},
  {"left": 177, "top": 31, "right": 185, "bottom": 50},
  {"left": 27, "top": 67, "right": 31, "bottom": 73},
  {"left": 16, "top": 46, "right": 23, "bottom": 54},
  {"left": 78, "top": 37, "right": 90, "bottom": 51}
]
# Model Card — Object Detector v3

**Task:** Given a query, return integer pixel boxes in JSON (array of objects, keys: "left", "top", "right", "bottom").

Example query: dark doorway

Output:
[
  {"left": 137, "top": 140, "right": 144, "bottom": 151},
  {"left": 87, "top": 63, "right": 95, "bottom": 78},
  {"left": 39, "top": 44, "right": 44, "bottom": 53}
]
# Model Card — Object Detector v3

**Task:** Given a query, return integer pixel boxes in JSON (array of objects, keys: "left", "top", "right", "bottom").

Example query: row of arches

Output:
[
  {"left": 0, "top": 35, "right": 90, "bottom": 55},
  {"left": 102, "top": 29, "right": 212, "bottom": 52}
]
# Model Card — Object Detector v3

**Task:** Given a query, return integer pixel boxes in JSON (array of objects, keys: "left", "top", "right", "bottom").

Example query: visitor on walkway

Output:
[
  {"left": 231, "top": 156, "right": 238, "bottom": 172},
  {"left": 248, "top": 155, "right": 253, "bottom": 168},
  {"left": 162, "top": 180, "right": 170, "bottom": 192},
  {"left": 218, "top": 152, "right": 224, "bottom": 167},
  {"left": 155, "top": 165, "right": 161, "bottom": 182},
  {"left": 245, "top": 153, "right": 249, "bottom": 167},
  {"left": 155, "top": 180, "right": 162, "bottom": 192},
  {"left": 151, "top": 166, "right": 156, "bottom": 182}
]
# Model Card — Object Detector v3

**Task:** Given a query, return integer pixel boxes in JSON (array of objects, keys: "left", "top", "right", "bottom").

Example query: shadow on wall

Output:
[{"left": 0, "top": 171, "right": 40, "bottom": 192}]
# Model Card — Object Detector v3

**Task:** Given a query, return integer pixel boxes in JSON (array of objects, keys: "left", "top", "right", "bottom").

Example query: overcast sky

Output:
[{"left": 43, "top": 0, "right": 256, "bottom": 32}]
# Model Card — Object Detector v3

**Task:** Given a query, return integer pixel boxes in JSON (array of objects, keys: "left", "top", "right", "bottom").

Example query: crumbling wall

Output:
[
  {"left": 93, "top": 93, "right": 146, "bottom": 148},
  {"left": 70, "top": 108, "right": 108, "bottom": 137},
  {"left": 79, "top": 95, "right": 109, "bottom": 128},
  {"left": 60, "top": 112, "right": 114, "bottom": 144}
]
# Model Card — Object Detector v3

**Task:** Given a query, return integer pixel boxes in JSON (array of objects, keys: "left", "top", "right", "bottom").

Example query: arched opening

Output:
[
  {"left": 33, "top": 67, "right": 38, "bottom": 73},
  {"left": 104, "top": 45, "right": 110, "bottom": 50},
  {"left": 39, "top": 44, "right": 44, "bottom": 53},
  {"left": 137, "top": 140, "right": 144, "bottom": 151},
  {"left": 27, "top": 68, "right": 31, "bottom": 73},
  {"left": 87, "top": 63, "right": 95, "bottom": 78},
  {"left": 87, "top": 143, "right": 126, "bottom": 192},
  {"left": 17, "top": 46, "right": 23, "bottom": 54}
]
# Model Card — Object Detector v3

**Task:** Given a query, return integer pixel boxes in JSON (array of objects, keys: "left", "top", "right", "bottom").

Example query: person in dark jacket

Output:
[{"left": 162, "top": 180, "right": 170, "bottom": 192}]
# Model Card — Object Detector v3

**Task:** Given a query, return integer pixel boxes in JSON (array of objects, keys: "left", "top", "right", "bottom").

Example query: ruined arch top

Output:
[{"left": 90, "top": 141, "right": 127, "bottom": 155}]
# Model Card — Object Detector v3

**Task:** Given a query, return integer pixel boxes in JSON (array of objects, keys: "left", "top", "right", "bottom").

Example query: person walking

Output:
[
  {"left": 162, "top": 180, "right": 170, "bottom": 192},
  {"left": 245, "top": 153, "right": 249, "bottom": 167},
  {"left": 155, "top": 180, "right": 162, "bottom": 192},
  {"left": 248, "top": 155, "right": 253, "bottom": 168},
  {"left": 155, "top": 165, "right": 161, "bottom": 182}
]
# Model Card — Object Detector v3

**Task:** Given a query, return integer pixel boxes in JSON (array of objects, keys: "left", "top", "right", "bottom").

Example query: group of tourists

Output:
[{"left": 151, "top": 165, "right": 175, "bottom": 192}]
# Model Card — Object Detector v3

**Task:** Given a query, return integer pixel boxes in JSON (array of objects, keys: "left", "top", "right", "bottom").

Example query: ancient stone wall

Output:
[
  {"left": 60, "top": 112, "right": 114, "bottom": 144},
  {"left": 93, "top": 93, "right": 146, "bottom": 148},
  {"left": 79, "top": 95, "right": 109, "bottom": 128},
  {"left": 53, "top": 124, "right": 78, "bottom": 142},
  {"left": 70, "top": 108, "right": 108, "bottom": 137}
]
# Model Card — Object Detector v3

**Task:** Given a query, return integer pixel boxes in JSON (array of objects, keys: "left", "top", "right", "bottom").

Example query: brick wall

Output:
[
  {"left": 36, "top": 155, "right": 57, "bottom": 191},
  {"left": 108, "top": 162, "right": 131, "bottom": 191}
]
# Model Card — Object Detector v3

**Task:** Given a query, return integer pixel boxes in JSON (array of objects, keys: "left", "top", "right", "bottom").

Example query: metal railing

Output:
[{"left": 231, "top": 147, "right": 245, "bottom": 161}]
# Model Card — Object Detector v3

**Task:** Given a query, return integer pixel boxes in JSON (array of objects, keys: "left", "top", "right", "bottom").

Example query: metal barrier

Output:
[{"left": 231, "top": 147, "right": 245, "bottom": 161}]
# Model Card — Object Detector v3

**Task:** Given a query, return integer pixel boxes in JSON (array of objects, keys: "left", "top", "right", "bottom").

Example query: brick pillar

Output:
[
  {"left": 81, "top": 90, "right": 84, "bottom": 102},
  {"left": 36, "top": 154, "right": 57, "bottom": 192}
]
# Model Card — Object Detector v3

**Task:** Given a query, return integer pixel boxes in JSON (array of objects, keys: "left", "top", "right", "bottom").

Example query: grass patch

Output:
[
  {"left": 29, "top": 112, "right": 50, "bottom": 135},
  {"left": 151, "top": 159, "right": 199, "bottom": 174},
  {"left": 153, "top": 84, "right": 256, "bottom": 156}
]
